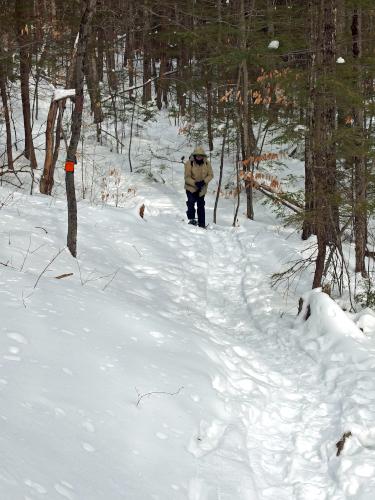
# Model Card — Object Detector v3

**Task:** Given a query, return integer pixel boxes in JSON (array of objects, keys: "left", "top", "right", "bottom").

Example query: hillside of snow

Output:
[
  {"left": 2, "top": 146, "right": 375, "bottom": 499},
  {"left": 2, "top": 83, "right": 375, "bottom": 499}
]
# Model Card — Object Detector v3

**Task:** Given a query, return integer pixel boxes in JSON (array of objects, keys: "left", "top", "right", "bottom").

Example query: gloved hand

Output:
[{"left": 195, "top": 180, "right": 205, "bottom": 190}]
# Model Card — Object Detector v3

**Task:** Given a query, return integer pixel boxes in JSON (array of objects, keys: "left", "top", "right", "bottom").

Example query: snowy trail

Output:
[
  {"left": 181, "top": 221, "right": 375, "bottom": 500},
  {"left": 2, "top": 185, "right": 375, "bottom": 499},
  {"left": 185, "top": 224, "right": 300, "bottom": 499}
]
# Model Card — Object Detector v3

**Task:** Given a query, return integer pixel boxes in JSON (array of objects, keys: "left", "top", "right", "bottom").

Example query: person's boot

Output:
[{"left": 188, "top": 219, "right": 198, "bottom": 226}]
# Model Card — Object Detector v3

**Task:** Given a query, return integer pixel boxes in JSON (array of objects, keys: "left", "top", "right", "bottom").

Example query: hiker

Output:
[{"left": 184, "top": 146, "right": 214, "bottom": 228}]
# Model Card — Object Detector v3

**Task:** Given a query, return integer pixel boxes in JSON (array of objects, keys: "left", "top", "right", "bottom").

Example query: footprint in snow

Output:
[
  {"left": 54, "top": 407, "right": 66, "bottom": 417},
  {"left": 54, "top": 481, "right": 74, "bottom": 500},
  {"left": 82, "top": 421, "right": 95, "bottom": 433},
  {"left": 149, "top": 331, "right": 164, "bottom": 339},
  {"left": 82, "top": 442, "right": 95, "bottom": 453},
  {"left": 232, "top": 345, "right": 250, "bottom": 357},
  {"left": 6, "top": 332, "right": 28, "bottom": 344},
  {"left": 188, "top": 478, "right": 209, "bottom": 500},
  {"left": 3, "top": 355, "right": 21, "bottom": 361},
  {"left": 188, "top": 419, "right": 227, "bottom": 458},
  {"left": 8, "top": 346, "right": 20, "bottom": 354},
  {"left": 24, "top": 479, "right": 47, "bottom": 494}
]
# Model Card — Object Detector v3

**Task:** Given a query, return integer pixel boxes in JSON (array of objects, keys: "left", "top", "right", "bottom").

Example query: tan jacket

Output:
[{"left": 184, "top": 158, "right": 214, "bottom": 196}]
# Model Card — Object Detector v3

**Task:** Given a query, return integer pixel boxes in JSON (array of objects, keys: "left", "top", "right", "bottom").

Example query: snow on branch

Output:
[
  {"left": 53, "top": 89, "right": 76, "bottom": 102},
  {"left": 268, "top": 40, "right": 280, "bottom": 49}
]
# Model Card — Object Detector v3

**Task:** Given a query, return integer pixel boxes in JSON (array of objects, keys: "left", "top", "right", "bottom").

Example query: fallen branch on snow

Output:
[
  {"left": 54, "top": 273, "right": 74, "bottom": 280},
  {"left": 135, "top": 386, "right": 184, "bottom": 407},
  {"left": 34, "top": 247, "right": 66, "bottom": 289}
]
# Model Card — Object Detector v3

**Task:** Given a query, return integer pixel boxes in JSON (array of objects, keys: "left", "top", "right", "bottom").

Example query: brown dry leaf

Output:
[{"left": 240, "top": 169, "right": 282, "bottom": 193}]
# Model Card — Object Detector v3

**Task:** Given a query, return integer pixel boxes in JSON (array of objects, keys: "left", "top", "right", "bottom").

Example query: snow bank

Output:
[
  {"left": 2, "top": 88, "right": 375, "bottom": 498},
  {"left": 295, "top": 288, "right": 371, "bottom": 370},
  {"left": 293, "top": 289, "right": 375, "bottom": 498},
  {"left": 353, "top": 308, "right": 375, "bottom": 338},
  {"left": 2, "top": 180, "right": 375, "bottom": 499},
  {"left": 296, "top": 288, "right": 363, "bottom": 340}
]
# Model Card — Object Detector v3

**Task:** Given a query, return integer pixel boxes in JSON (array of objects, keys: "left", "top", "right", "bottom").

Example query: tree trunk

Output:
[
  {"left": 15, "top": 0, "right": 38, "bottom": 169},
  {"left": 206, "top": 76, "right": 214, "bottom": 152},
  {"left": 156, "top": 48, "right": 168, "bottom": 110},
  {"left": 311, "top": 0, "right": 339, "bottom": 288},
  {"left": 127, "top": 3, "right": 135, "bottom": 100},
  {"left": 97, "top": 23, "right": 104, "bottom": 82},
  {"left": 239, "top": 0, "right": 256, "bottom": 220},
  {"left": 242, "top": 60, "right": 255, "bottom": 220},
  {"left": 177, "top": 44, "right": 187, "bottom": 117},
  {"left": 302, "top": 134, "right": 315, "bottom": 239},
  {"left": 156, "top": 55, "right": 165, "bottom": 110},
  {"left": 65, "top": 0, "right": 97, "bottom": 258},
  {"left": 142, "top": 3, "right": 152, "bottom": 104},
  {"left": 39, "top": 100, "right": 59, "bottom": 194},
  {"left": 302, "top": 4, "right": 317, "bottom": 240},
  {"left": 105, "top": 28, "right": 118, "bottom": 92},
  {"left": 313, "top": 237, "right": 327, "bottom": 289},
  {"left": 233, "top": 134, "right": 241, "bottom": 227},
  {"left": 85, "top": 32, "right": 104, "bottom": 127},
  {"left": 39, "top": 32, "right": 78, "bottom": 196},
  {"left": 352, "top": 9, "right": 367, "bottom": 276},
  {"left": 0, "top": 67, "right": 14, "bottom": 171},
  {"left": 213, "top": 115, "right": 229, "bottom": 224}
]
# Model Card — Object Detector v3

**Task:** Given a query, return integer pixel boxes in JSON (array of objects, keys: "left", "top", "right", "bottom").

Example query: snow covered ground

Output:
[{"left": 2, "top": 100, "right": 375, "bottom": 499}]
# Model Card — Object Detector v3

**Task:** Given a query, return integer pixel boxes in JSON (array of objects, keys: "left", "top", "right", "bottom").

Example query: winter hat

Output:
[{"left": 192, "top": 145, "right": 207, "bottom": 157}]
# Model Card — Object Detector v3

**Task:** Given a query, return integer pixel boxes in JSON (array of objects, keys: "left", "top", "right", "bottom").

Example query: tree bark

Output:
[
  {"left": 39, "top": 30, "right": 78, "bottom": 196},
  {"left": 0, "top": 64, "right": 14, "bottom": 171},
  {"left": 311, "top": 0, "right": 339, "bottom": 288},
  {"left": 142, "top": 2, "right": 152, "bottom": 104},
  {"left": 85, "top": 31, "right": 104, "bottom": 127},
  {"left": 239, "top": 0, "right": 256, "bottom": 220},
  {"left": 213, "top": 115, "right": 229, "bottom": 224},
  {"left": 206, "top": 76, "right": 214, "bottom": 152},
  {"left": 156, "top": 52, "right": 167, "bottom": 110},
  {"left": 15, "top": 0, "right": 38, "bottom": 169},
  {"left": 352, "top": 9, "right": 367, "bottom": 276},
  {"left": 302, "top": 3, "right": 317, "bottom": 240},
  {"left": 105, "top": 28, "right": 118, "bottom": 92},
  {"left": 39, "top": 100, "right": 59, "bottom": 194},
  {"left": 65, "top": 0, "right": 97, "bottom": 257},
  {"left": 127, "top": 2, "right": 135, "bottom": 100},
  {"left": 177, "top": 43, "right": 187, "bottom": 117}
]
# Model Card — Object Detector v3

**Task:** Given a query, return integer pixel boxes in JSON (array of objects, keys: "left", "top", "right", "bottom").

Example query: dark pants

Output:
[{"left": 186, "top": 190, "right": 205, "bottom": 227}]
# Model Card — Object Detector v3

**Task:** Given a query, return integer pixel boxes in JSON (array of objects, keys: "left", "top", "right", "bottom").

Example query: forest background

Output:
[{"left": 1, "top": 0, "right": 375, "bottom": 304}]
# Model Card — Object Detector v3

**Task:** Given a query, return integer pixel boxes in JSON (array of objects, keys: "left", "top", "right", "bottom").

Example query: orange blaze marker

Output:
[{"left": 65, "top": 160, "right": 75, "bottom": 173}]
